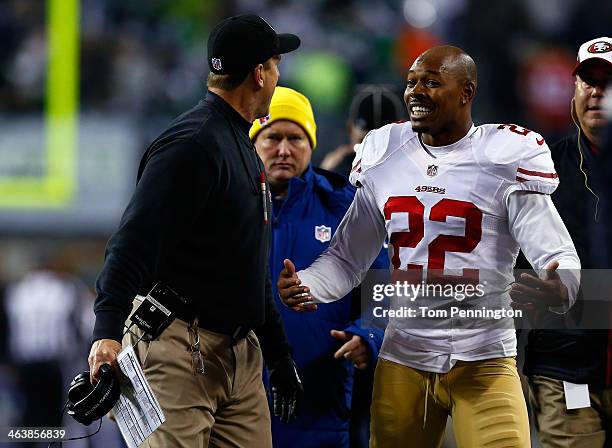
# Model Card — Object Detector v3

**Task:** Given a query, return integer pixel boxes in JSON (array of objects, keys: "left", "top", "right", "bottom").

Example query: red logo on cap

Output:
[
  {"left": 588, "top": 42, "right": 612, "bottom": 54},
  {"left": 258, "top": 114, "right": 270, "bottom": 125}
]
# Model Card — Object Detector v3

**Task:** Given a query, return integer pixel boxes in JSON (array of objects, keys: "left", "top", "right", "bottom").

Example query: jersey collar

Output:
[{"left": 417, "top": 124, "right": 477, "bottom": 158}]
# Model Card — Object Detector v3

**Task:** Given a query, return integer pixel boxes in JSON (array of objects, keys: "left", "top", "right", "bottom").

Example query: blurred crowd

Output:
[
  {"left": 1, "top": 0, "right": 610, "bottom": 150},
  {"left": 0, "top": 0, "right": 611, "bottom": 446}
]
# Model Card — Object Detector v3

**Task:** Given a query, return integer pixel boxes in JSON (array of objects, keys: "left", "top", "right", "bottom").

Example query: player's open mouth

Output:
[{"left": 410, "top": 105, "right": 433, "bottom": 118}]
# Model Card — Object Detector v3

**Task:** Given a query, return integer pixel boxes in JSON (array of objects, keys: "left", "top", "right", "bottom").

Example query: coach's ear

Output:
[
  {"left": 252, "top": 63, "right": 265, "bottom": 89},
  {"left": 461, "top": 81, "right": 476, "bottom": 105}
]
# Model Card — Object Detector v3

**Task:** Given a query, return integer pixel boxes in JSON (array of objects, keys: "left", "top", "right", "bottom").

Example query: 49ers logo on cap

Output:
[
  {"left": 211, "top": 58, "right": 222, "bottom": 70},
  {"left": 588, "top": 41, "right": 612, "bottom": 53}
]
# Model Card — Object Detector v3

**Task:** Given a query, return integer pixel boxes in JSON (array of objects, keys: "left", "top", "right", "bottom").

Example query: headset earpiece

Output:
[
  {"left": 67, "top": 371, "right": 92, "bottom": 404},
  {"left": 67, "top": 364, "right": 120, "bottom": 426}
]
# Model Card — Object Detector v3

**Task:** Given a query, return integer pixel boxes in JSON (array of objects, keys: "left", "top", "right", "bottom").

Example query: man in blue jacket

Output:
[{"left": 250, "top": 86, "right": 385, "bottom": 447}]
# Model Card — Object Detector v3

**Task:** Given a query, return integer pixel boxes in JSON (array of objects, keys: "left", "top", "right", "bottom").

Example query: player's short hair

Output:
[
  {"left": 453, "top": 52, "right": 477, "bottom": 87},
  {"left": 207, "top": 59, "right": 273, "bottom": 91},
  {"left": 415, "top": 45, "right": 478, "bottom": 88}
]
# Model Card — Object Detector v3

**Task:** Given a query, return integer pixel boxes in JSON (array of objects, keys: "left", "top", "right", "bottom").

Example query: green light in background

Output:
[
  {"left": 0, "top": 0, "right": 79, "bottom": 208},
  {"left": 291, "top": 52, "right": 352, "bottom": 112}
]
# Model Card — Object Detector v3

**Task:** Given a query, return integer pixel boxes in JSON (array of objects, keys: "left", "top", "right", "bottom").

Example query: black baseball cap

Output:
[{"left": 207, "top": 14, "right": 300, "bottom": 75}]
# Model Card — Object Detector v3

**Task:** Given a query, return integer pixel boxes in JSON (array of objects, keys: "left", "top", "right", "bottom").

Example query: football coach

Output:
[{"left": 87, "top": 15, "right": 301, "bottom": 447}]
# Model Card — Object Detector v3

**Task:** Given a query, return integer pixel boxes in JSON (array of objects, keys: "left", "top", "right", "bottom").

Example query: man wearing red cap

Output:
[{"left": 523, "top": 37, "right": 612, "bottom": 448}]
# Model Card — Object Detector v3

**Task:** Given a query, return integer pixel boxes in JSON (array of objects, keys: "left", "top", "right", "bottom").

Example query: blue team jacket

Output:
[{"left": 268, "top": 164, "right": 385, "bottom": 448}]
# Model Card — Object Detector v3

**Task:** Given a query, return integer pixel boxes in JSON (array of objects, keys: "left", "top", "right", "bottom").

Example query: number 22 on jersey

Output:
[{"left": 384, "top": 196, "right": 483, "bottom": 282}]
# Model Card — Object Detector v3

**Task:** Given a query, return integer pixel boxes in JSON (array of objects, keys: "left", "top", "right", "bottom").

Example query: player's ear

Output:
[{"left": 462, "top": 81, "right": 476, "bottom": 104}]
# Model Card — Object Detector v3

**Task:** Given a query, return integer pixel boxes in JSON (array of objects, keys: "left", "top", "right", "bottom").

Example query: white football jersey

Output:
[
  {"left": 351, "top": 122, "right": 557, "bottom": 275},
  {"left": 300, "top": 121, "right": 580, "bottom": 372}
]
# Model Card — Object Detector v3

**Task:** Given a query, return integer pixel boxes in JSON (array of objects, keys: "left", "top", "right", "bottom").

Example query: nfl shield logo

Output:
[
  {"left": 315, "top": 225, "right": 331, "bottom": 243},
  {"left": 258, "top": 114, "right": 270, "bottom": 125},
  {"left": 211, "top": 57, "right": 222, "bottom": 71},
  {"left": 427, "top": 165, "right": 438, "bottom": 177}
]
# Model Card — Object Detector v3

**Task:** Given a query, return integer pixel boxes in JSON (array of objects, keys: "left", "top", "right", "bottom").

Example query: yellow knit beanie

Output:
[{"left": 249, "top": 86, "right": 317, "bottom": 149}]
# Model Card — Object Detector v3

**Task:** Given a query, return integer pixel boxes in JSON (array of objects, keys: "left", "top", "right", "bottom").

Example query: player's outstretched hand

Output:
[
  {"left": 277, "top": 259, "right": 318, "bottom": 312},
  {"left": 510, "top": 261, "right": 569, "bottom": 311}
]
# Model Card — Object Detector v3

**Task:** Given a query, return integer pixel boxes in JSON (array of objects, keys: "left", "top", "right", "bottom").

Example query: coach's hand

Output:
[
  {"left": 277, "top": 259, "right": 318, "bottom": 312},
  {"left": 269, "top": 356, "right": 303, "bottom": 423},
  {"left": 331, "top": 330, "right": 369, "bottom": 370},
  {"left": 88, "top": 339, "right": 122, "bottom": 384},
  {"left": 510, "top": 261, "right": 569, "bottom": 311}
]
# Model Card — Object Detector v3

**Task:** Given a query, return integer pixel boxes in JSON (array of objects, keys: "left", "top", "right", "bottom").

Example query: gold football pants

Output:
[{"left": 370, "top": 357, "right": 530, "bottom": 447}]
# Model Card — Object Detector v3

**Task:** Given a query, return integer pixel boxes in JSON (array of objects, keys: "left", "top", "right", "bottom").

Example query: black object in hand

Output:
[{"left": 67, "top": 364, "right": 120, "bottom": 425}]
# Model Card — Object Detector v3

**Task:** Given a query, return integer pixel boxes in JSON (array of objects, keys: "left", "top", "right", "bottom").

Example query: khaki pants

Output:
[
  {"left": 370, "top": 357, "right": 530, "bottom": 448},
  {"left": 123, "top": 301, "right": 272, "bottom": 448},
  {"left": 529, "top": 375, "right": 612, "bottom": 447}
]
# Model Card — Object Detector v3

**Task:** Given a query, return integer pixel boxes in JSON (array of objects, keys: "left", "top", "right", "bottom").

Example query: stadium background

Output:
[{"left": 0, "top": 0, "right": 610, "bottom": 446}]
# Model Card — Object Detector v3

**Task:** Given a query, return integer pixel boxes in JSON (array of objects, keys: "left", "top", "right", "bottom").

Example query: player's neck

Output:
[{"left": 421, "top": 120, "right": 473, "bottom": 147}]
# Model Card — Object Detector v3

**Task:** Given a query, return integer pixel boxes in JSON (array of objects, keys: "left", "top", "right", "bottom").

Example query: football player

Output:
[{"left": 278, "top": 45, "right": 581, "bottom": 447}]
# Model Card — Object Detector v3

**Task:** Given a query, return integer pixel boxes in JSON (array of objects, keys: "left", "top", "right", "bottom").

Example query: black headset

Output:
[{"left": 66, "top": 364, "right": 120, "bottom": 426}]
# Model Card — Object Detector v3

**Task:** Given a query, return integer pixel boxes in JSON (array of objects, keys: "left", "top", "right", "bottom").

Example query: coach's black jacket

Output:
[
  {"left": 523, "top": 131, "right": 610, "bottom": 388},
  {"left": 93, "top": 91, "right": 290, "bottom": 364}
]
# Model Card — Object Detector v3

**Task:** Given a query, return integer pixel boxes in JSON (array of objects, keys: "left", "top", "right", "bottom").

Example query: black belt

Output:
[{"left": 175, "top": 310, "right": 251, "bottom": 340}]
